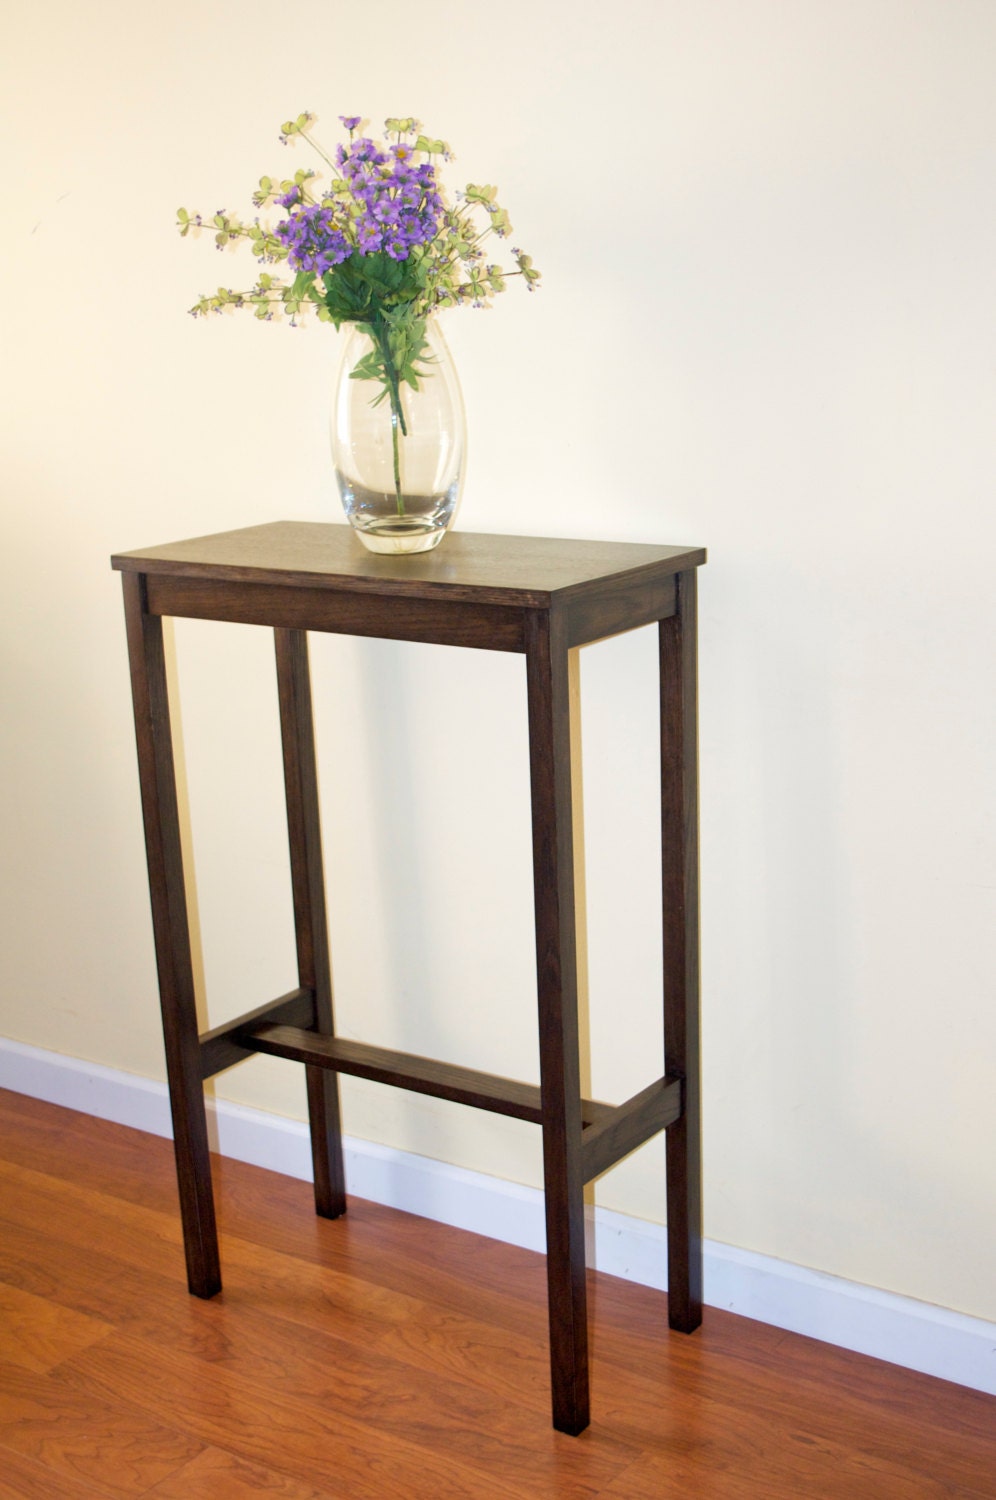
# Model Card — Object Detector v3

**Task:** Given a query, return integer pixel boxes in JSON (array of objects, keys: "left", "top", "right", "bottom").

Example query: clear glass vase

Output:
[{"left": 331, "top": 318, "right": 466, "bottom": 555}]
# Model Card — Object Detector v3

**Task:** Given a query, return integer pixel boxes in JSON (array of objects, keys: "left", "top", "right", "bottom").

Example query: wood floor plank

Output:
[
  {"left": 0, "top": 1170, "right": 485, "bottom": 1372},
  {"left": 372, "top": 1300, "right": 555, "bottom": 1413},
  {"left": 0, "top": 1152, "right": 556, "bottom": 1365},
  {"left": 0, "top": 1188, "right": 419, "bottom": 1353},
  {"left": 140, "top": 1445, "right": 339, "bottom": 1499},
  {"left": 0, "top": 1196, "right": 589, "bottom": 1462},
  {"left": 0, "top": 1280, "right": 113, "bottom": 1374},
  {"left": 599, "top": 1438, "right": 989, "bottom": 1500},
  {"left": 0, "top": 1092, "right": 179, "bottom": 1212},
  {"left": 606, "top": 1330, "right": 996, "bottom": 1494},
  {"left": 587, "top": 1364, "right": 996, "bottom": 1500},
  {"left": 60, "top": 1331, "right": 610, "bottom": 1500},
  {"left": 0, "top": 1359, "right": 202, "bottom": 1497},
  {"left": 0, "top": 1157, "right": 188, "bottom": 1283},
  {"left": 62, "top": 1316, "right": 638, "bottom": 1495},
  {"left": 0, "top": 1442, "right": 126, "bottom": 1500},
  {"left": 0, "top": 1215, "right": 220, "bottom": 1339}
]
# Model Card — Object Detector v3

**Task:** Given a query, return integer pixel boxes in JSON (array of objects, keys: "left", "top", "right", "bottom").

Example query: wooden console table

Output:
[{"left": 112, "top": 521, "right": 705, "bottom": 1435}]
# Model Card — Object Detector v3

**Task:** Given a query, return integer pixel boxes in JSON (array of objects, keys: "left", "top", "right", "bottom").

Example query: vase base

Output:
[{"left": 351, "top": 517, "right": 448, "bottom": 555}]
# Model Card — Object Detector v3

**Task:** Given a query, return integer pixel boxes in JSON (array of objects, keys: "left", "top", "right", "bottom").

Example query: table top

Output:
[{"left": 112, "top": 522, "right": 706, "bottom": 608}]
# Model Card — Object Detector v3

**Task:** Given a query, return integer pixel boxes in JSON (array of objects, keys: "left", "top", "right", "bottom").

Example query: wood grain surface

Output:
[
  {"left": 1, "top": 1089, "right": 992, "bottom": 1499},
  {"left": 111, "top": 521, "right": 706, "bottom": 606}
]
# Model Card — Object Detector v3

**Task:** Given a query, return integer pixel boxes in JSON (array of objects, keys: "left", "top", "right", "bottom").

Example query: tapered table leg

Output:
[
  {"left": 121, "top": 572, "right": 221, "bottom": 1297},
  {"left": 525, "top": 609, "right": 590, "bottom": 1436},
  {"left": 274, "top": 629, "right": 347, "bottom": 1219},
  {"left": 660, "top": 569, "right": 703, "bottom": 1332}
]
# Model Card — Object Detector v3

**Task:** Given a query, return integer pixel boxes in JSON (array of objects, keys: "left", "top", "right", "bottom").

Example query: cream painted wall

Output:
[{"left": 2, "top": 1, "right": 994, "bottom": 1320}]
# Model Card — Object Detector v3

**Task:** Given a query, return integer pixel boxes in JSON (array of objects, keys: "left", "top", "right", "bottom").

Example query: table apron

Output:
[
  {"left": 144, "top": 574, "right": 528, "bottom": 652},
  {"left": 143, "top": 572, "right": 679, "bottom": 651},
  {"left": 564, "top": 571, "right": 677, "bottom": 646}
]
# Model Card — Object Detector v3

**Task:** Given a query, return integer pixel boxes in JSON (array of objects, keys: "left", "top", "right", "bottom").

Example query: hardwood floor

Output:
[{"left": 0, "top": 1088, "right": 992, "bottom": 1498}]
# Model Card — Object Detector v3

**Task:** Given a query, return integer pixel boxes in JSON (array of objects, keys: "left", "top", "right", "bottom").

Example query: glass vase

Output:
[{"left": 331, "top": 317, "right": 466, "bottom": 555}]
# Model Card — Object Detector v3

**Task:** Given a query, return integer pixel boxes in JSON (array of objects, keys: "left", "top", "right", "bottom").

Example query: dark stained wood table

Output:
[{"left": 112, "top": 521, "right": 706, "bottom": 1435}]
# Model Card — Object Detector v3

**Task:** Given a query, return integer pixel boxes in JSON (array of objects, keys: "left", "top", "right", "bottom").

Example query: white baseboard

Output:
[{"left": 1, "top": 1036, "right": 993, "bottom": 1398}]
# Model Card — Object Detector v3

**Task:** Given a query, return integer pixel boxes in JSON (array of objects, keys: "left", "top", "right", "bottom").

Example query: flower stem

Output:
[
  {"left": 371, "top": 317, "right": 407, "bottom": 517},
  {"left": 298, "top": 129, "right": 341, "bottom": 176},
  {"left": 390, "top": 409, "right": 404, "bottom": 517}
]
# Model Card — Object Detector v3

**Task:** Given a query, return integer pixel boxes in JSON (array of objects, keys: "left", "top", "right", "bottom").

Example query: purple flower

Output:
[
  {"left": 350, "top": 137, "right": 386, "bottom": 165},
  {"left": 332, "top": 141, "right": 444, "bottom": 261},
  {"left": 275, "top": 202, "right": 352, "bottom": 273},
  {"left": 269, "top": 127, "right": 447, "bottom": 271}
]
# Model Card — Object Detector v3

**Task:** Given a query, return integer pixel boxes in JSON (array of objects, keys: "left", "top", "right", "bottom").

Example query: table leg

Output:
[
  {"left": 274, "top": 629, "right": 347, "bottom": 1219},
  {"left": 660, "top": 569, "right": 703, "bottom": 1332},
  {"left": 525, "top": 609, "right": 590, "bottom": 1436},
  {"left": 121, "top": 573, "right": 221, "bottom": 1297}
]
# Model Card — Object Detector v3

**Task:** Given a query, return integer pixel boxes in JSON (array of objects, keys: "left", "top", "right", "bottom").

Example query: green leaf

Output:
[{"left": 350, "top": 353, "right": 383, "bottom": 382}]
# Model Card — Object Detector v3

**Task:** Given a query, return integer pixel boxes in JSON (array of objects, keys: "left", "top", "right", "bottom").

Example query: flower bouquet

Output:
[{"left": 179, "top": 113, "right": 539, "bottom": 552}]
